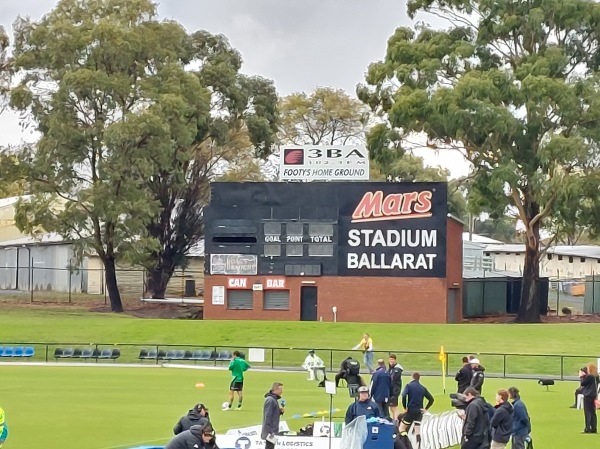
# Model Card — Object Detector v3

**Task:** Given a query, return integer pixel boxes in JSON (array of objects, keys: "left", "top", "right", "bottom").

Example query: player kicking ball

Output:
[{"left": 225, "top": 350, "right": 250, "bottom": 411}]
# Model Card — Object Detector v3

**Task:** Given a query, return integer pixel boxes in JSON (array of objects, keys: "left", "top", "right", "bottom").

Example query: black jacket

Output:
[
  {"left": 261, "top": 391, "right": 282, "bottom": 439},
  {"left": 174, "top": 410, "right": 210, "bottom": 435},
  {"left": 165, "top": 425, "right": 218, "bottom": 449},
  {"left": 581, "top": 374, "right": 600, "bottom": 398},
  {"left": 470, "top": 366, "right": 485, "bottom": 393},
  {"left": 371, "top": 367, "right": 392, "bottom": 403},
  {"left": 345, "top": 398, "right": 382, "bottom": 424},
  {"left": 401, "top": 380, "right": 434, "bottom": 411},
  {"left": 455, "top": 364, "right": 472, "bottom": 394},
  {"left": 463, "top": 396, "right": 490, "bottom": 443},
  {"left": 490, "top": 401, "right": 513, "bottom": 444},
  {"left": 388, "top": 363, "right": 403, "bottom": 398}
]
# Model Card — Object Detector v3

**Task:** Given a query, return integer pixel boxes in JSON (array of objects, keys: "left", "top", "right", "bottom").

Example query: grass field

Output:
[
  {"left": 0, "top": 364, "right": 592, "bottom": 449},
  {"left": 1, "top": 308, "right": 599, "bottom": 377},
  {"left": 1, "top": 306, "right": 599, "bottom": 448}
]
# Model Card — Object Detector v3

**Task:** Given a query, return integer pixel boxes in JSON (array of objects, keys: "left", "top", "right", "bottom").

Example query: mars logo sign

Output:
[
  {"left": 279, "top": 145, "right": 370, "bottom": 181},
  {"left": 351, "top": 190, "right": 433, "bottom": 223},
  {"left": 338, "top": 184, "right": 447, "bottom": 278}
]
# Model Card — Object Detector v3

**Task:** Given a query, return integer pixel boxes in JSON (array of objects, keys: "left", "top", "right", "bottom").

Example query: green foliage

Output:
[
  {"left": 9, "top": 0, "right": 278, "bottom": 303},
  {"left": 278, "top": 87, "right": 369, "bottom": 145},
  {"left": 359, "top": 0, "right": 600, "bottom": 321},
  {"left": 10, "top": 0, "right": 212, "bottom": 310}
]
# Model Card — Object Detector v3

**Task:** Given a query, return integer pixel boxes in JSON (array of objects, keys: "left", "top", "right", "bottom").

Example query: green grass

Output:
[
  {"left": 0, "top": 364, "right": 592, "bottom": 449},
  {"left": 1, "top": 308, "right": 599, "bottom": 377}
]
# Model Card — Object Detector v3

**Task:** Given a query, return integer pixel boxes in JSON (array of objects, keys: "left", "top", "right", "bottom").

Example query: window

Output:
[
  {"left": 286, "top": 223, "right": 304, "bottom": 236},
  {"left": 581, "top": 258, "right": 586, "bottom": 263},
  {"left": 547, "top": 254, "right": 553, "bottom": 260},
  {"left": 264, "top": 244, "right": 281, "bottom": 257},
  {"left": 309, "top": 223, "right": 334, "bottom": 236},
  {"left": 227, "top": 290, "right": 253, "bottom": 309},
  {"left": 569, "top": 256, "right": 574, "bottom": 263},
  {"left": 264, "top": 290, "right": 290, "bottom": 310},
  {"left": 212, "top": 236, "right": 257, "bottom": 243},
  {"left": 308, "top": 244, "right": 334, "bottom": 257},
  {"left": 558, "top": 255, "right": 563, "bottom": 261},
  {"left": 285, "top": 264, "right": 322, "bottom": 276},
  {"left": 286, "top": 244, "right": 303, "bottom": 256},
  {"left": 264, "top": 222, "right": 282, "bottom": 235}
]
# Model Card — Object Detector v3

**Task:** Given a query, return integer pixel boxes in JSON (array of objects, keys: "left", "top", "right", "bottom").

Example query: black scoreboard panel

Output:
[{"left": 205, "top": 182, "right": 448, "bottom": 278}]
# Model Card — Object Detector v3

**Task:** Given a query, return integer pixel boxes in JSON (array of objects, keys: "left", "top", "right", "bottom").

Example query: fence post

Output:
[
  {"left": 271, "top": 348, "right": 275, "bottom": 369},
  {"left": 556, "top": 270, "right": 560, "bottom": 314},
  {"left": 155, "top": 345, "right": 159, "bottom": 365},
  {"left": 330, "top": 350, "right": 333, "bottom": 372},
  {"left": 482, "top": 271, "right": 486, "bottom": 317},
  {"left": 560, "top": 356, "right": 564, "bottom": 381},
  {"left": 68, "top": 269, "right": 72, "bottom": 303},
  {"left": 593, "top": 272, "right": 596, "bottom": 314},
  {"left": 30, "top": 258, "right": 34, "bottom": 303},
  {"left": 45, "top": 344, "right": 49, "bottom": 363},
  {"left": 503, "top": 354, "right": 506, "bottom": 378}
]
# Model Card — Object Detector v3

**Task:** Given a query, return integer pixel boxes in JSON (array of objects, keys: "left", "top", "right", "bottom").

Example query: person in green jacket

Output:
[{"left": 227, "top": 350, "right": 250, "bottom": 410}]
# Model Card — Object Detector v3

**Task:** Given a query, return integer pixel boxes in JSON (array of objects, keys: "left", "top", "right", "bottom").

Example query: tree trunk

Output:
[
  {"left": 104, "top": 256, "right": 124, "bottom": 313},
  {"left": 146, "top": 263, "right": 176, "bottom": 299},
  {"left": 516, "top": 199, "right": 542, "bottom": 323}
]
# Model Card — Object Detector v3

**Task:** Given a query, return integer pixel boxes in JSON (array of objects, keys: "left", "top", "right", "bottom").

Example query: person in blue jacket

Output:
[
  {"left": 370, "top": 359, "right": 392, "bottom": 418},
  {"left": 345, "top": 386, "right": 382, "bottom": 424},
  {"left": 508, "top": 387, "right": 531, "bottom": 449}
]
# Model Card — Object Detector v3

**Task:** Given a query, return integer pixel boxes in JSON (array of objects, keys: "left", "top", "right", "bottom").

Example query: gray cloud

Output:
[{"left": 0, "top": 1, "right": 468, "bottom": 176}]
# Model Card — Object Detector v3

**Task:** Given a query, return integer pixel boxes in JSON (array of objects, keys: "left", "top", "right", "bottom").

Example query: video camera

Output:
[{"left": 449, "top": 393, "right": 469, "bottom": 410}]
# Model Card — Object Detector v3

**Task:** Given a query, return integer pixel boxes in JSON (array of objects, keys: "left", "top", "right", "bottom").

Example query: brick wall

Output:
[{"left": 204, "top": 218, "right": 462, "bottom": 324}]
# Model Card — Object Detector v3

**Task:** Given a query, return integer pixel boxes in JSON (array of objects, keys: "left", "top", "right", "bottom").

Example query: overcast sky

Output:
[{"left": 0, "top": 0, "right": 470, "bottom": 177}]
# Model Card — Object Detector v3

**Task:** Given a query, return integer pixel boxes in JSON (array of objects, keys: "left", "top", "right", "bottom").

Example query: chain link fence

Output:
[{"left": 0, "top": 266, "right": 205, "bottom": 304}]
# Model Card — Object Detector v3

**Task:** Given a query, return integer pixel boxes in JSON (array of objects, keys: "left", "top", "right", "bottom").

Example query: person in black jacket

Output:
[
  {"left": 399, "top": 372, "right": 434, "bottom": 438},
  {"left": 580, "top": 364, "right": 599, "bottom": 434},
  {"left": 461, "top": 387, "right": 490, "bottom": 449},
  {"left": 262, "top": 382, "right": 285, "bottom": 449},
  {"left": 469, "top": 358, "right": 485, "bottom": 394},
  {"left": 345, "top": 386, "right": 382, "bottom": 424},
  {"left": 165, "top": 424, "right": 218, "bottom": 449},
  {"left": 371, "top": 359, "right": 392, "bottom": 418},
  {"left": 388, "top": 353, "right": 404, "bottom": 420},
  {"left": 173, "top": 403, "right": 210, "bottom": 435},
  {"left": 490, "top": 390, "right": 513, "bottom": 449},
  {"left": 456, "top": 357, "right": 472, "bottom": 394},
  {"left": 334, "top": 357, "right": 363, "bottom": 387}
]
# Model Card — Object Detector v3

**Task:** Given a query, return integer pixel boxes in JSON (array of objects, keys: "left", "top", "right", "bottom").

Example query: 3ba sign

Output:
[
  {"left": 338, "top": 183, "right": 447, "bottom": 278},
  {"left": 279, "top": 145, "right": 370, "bottom": 181}
]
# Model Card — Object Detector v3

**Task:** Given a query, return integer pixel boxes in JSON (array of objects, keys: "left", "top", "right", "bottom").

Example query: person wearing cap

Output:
[
  {"left": 469, "top": 358, "right": 485, "bottom": 394},
  {"left": 370, "top": 359, "right": 392, "bottom": 418},
  {"left": 165, "top": 423, "right": 218, "bottom": 449},
  {"left": 302, "top": 350, "right": 325, "bottom": 381},
  {"left": 173, "top": 403, "right": 211, "bottom": 435},
  {"left": 345, "top": 385, "right": 382, "bottom": 424}
]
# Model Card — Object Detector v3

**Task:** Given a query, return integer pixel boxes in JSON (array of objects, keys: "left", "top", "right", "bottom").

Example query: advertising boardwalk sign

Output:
[{"left": 337, "top": 183, "right": 447, "bottom": 277}]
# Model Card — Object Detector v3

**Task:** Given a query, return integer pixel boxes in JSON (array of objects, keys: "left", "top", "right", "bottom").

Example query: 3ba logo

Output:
[
  {"left": 283, "top": 148, "right": 304, "bottom": 165},
  {"left": 351, "top": 190, "right": 433, "bottom": 223}
]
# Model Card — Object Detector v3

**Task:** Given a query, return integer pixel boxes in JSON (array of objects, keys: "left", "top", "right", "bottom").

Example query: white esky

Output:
[{"left": 0, "top": 0, "right": 471, "bottom": 178}]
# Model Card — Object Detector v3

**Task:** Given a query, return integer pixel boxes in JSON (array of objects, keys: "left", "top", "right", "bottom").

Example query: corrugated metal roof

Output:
[
  {"left": 462, "top": 233, "right": 503, "bottom": 244},
  {"left": 463, "top": 269, "right": 523, "bottom": 279},
  {"left": 0, "top": 233, "right": 65, "bottom": 247},
  {"left": 188, "top": 240, "right": 205, "bottom": 257},
  {"left": 484, "top": 244, "right": 600, "bottom": 260}
]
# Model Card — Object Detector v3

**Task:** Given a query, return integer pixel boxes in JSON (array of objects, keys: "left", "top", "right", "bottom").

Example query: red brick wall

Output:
[
  {"left": 446, "top": 217, "right": 464, "bottom": 321},
  {"left": 203, "top": 217, "right": 463, "bottom": 324}
]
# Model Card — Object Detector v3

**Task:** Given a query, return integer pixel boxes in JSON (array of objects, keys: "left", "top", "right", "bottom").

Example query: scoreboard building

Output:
[{"left": 204, "top": 182, "right": 463, "bottom": 323}]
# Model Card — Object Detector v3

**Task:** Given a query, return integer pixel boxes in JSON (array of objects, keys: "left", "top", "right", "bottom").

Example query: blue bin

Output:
[{"left": 363, "top": 421, "right": 394, "bottom": 449}]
